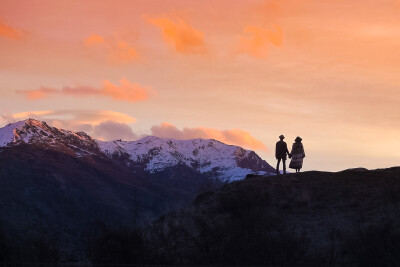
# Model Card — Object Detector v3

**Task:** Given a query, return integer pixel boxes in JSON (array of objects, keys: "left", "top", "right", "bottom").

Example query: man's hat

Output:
[
  {"left": 295, "top": 136, "right": 302, "bottom": 142},
  {"left": 279, "top": 135, "right": 285, "bottom": 139}
]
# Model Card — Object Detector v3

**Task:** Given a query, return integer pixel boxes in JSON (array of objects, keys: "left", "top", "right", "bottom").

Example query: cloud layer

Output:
[
  {"left": 17, "top": 79, "right": 154, "bottom": 102},
  {"left": 6, "top": 110, "right": 137, "bottom": 141},
  {"left": 151, "top": 122, "right": 266, "bottom": 150},
  {"left": 2, "top": 112, "right": 265, "bottom": 150},
  {"left": 93, "top": 120, "right": 138, "bottom": 141}
]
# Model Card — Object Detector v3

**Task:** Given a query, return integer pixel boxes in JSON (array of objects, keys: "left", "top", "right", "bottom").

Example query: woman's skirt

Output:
[{"left": 289, "top": 153, "right": 304, "bottom": 169}]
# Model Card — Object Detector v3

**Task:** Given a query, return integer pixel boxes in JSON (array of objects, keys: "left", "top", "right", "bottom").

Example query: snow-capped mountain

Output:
[
  {"left": 98, "top": 136, "right": 275, "bottom": 181},
  {"left": 0, "top": 118, "right": 274, "bottom": 258},
  {"left": 0, "top": 119, "right": 275, "bottom": 181},
  {"left": 0, "top": 118, "right": 98, "bottom": 156}
]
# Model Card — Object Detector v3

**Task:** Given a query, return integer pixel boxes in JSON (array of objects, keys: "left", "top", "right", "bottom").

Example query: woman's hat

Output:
[
  {"left": 295, "top": 136, "right": 302, "bottom": 142},
  {"left": 279, "top": 135, "right": 285, "bottom": 139}
]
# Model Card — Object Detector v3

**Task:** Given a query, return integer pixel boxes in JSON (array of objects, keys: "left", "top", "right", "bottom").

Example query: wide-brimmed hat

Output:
[
  {"left": 279, "top": 135, "right": 285, "bottom": 139},
  {"left": 295, "top": 136, "right": 302, "bottom": 142}
]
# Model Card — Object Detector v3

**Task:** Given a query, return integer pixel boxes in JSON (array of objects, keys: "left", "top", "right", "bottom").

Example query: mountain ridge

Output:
[{"left": 0, "top": 118, "right": 275, "bottom": 181}]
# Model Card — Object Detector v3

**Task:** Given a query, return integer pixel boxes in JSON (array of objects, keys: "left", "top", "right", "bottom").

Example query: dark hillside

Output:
[
  {"left": 109, "top": 167, "right": 400, "bottom": 265},
  {"left": 0, "top": 144, "right": 217, "bottom": 261}
]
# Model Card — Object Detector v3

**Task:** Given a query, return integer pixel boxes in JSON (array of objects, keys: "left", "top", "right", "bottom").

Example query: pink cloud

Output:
[
  {"left": 11, "top": 110, "right": 136, "bottom": 125},
  {"left": 151, "top": 122, "right": 266, "bottom": 150},
  {"left": 19, "top": 87, "right": 59, "bottom": 100},
  {"left": 5, "top": 110, "right": 137, "bottom": 141},
  {"left": 17, "top": 79, "right": 155, "bottom": 103},
  {"left": 93, "top": 120, "right": 137, "bottom": 141}
]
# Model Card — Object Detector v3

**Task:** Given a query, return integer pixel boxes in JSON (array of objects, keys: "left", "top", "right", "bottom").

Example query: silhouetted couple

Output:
[{"left": 275, "top": 135, "right": 305, "bottom": 174}]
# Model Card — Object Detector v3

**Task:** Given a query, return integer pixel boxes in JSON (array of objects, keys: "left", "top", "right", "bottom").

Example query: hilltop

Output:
[{"left": 88, "top": 167, "right": 400, "bottom": 266}]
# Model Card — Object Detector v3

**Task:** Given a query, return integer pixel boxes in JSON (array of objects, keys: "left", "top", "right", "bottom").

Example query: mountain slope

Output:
[{"left": 0, "top": 143, "right": 215, "bottom": 259}]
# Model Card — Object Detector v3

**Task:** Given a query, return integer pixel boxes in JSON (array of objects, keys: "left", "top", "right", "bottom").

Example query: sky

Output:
[{"left": 0, "top": 0, "right": 399, "bottom": 171}]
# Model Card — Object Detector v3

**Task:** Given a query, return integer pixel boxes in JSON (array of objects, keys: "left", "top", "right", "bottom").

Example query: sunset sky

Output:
[{"left": 1, "top": 0, "right": 399, "bottom": 171}]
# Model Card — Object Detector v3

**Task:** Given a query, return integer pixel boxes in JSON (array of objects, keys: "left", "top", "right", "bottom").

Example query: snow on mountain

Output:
[
  {"left": 0, "top": 118, "right": 98, "bottom": 156},
  {"left": 0, "top": 119, "right": 275, "bottom": 181},
  {"left": 97, "top": 136, "right": 275, "bottom": 181},
  {"left": 0, "top": 120, "right": 26, "bottom": 147}
]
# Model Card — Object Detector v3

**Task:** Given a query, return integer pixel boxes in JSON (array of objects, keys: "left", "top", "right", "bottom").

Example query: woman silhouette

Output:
[{"left": 289, "top": 136, "right": 305, "bottom": 173}]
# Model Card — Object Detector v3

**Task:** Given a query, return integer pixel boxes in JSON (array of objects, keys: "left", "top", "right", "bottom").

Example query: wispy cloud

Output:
[
  {"left": 84, "top": 34, "right": 105, "bottom": 47},
  {"left": 146, "top": 15, "right": 206, "bottom": 54},
  {"left": 17, "top": 79, "right": 155, "bottom": 102},
  {"left": 236, "top": 24, "right": 283, "bottom": 58},
  {"left": 12, "top": 110, "right": 136, "bottom": 124},
  {"left": 0, "top": 19, "right": 24, "bottom": 40},
  {"left": 102, "top": 79, "right": 153, "bottom": 102},
  {"left": 84, "top": 34, "right": 139, "bottom": 64},
  {"left": 151, "top": 122, "right": 266, "bottom": 150},
  {"left": 108, "top": 41, "right": 138, "bottom": 63}
]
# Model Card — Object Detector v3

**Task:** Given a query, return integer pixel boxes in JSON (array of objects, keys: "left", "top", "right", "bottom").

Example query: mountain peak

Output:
[
  {"left": 22, "top": 118, "right": 56, "bottom": 134},
  {"left": 1, "top": 118, "right": 49, "bottom": 133},
  {"left": 24, "top": 117, "right": 47, "bottom": 127},
  {"left": 0, "top": 118, "right": 98, "bottom": 156},
  {"left": 25, "top": 117, "right": 41, "bottom": 123},
  {"left": 137, "top": 135, "right": 162, "bottom": 143}
]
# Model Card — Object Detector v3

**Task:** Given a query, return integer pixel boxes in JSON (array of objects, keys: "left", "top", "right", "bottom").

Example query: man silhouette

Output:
[{"left": 275, "top": 135, "right": 290, "bottom": 175}]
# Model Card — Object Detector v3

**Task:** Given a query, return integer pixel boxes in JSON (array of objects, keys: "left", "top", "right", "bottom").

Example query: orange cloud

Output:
[
  {"left": 151, "top": 122, "right": 266, "bottom": 150},
  {"left": 84, "top": 34, "right": 105, "bottom": 47},
  {"left": 108, "top": 41, "right": 138, "bottom": 63},
  {"left": 102, "top": 79, "right": 151, "bottom": 102},
  {"left": 147, "top": 16, "right": 206, "bottom": 54},
  {"left": 17, "top": 79, "right": 155, "bottom": 102},
  {"left": 84, "top": 34, "right": 138, "bottom": 63},
  {"left": 20, "top": 88, "right": 59, "bottom": 100},
  {"left": 0, "top": 20, "right": 23, "bottom": 40},
  {"left": 237, "top": 24, "right": 283, "bottom": 58}
]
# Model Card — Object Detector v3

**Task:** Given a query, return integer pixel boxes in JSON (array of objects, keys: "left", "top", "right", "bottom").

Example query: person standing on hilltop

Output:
[
  {"left": 275, "top": 135, "right": 290, "bottom": 175},
  {"left": 289, "top": 136, "right": 306, "bottom": 173}
]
